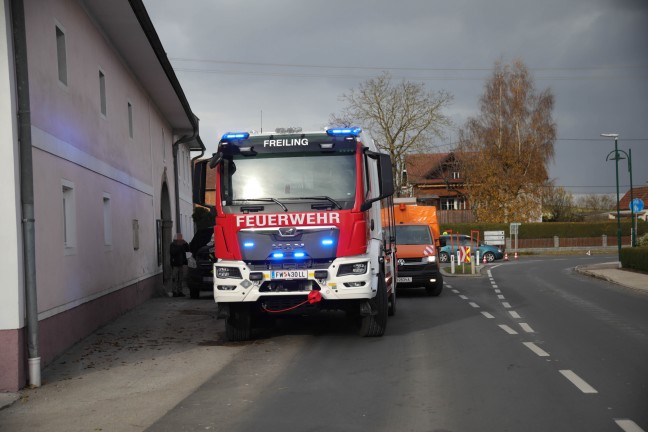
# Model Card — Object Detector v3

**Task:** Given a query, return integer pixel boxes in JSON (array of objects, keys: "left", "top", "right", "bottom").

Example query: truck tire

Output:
[
  {"left": 425, "top": 273, "right": 443, "bottom": 297},
  {"left": 225, "top": 304, "right": 252, "bottom": 341},
  {"left": 359, "top": 272, "right": 388, "bottom": 337}
]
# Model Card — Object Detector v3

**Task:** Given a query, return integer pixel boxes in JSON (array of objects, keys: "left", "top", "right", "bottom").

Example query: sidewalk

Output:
[
  {"left": 574, "top": 261, "right": 648, "bottom": 294},
  {"left": 0, "top": 295, "right": 246, "bottom": 431}
]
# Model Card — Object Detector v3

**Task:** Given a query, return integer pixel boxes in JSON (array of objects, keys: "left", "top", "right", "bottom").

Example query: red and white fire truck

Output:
[{"left": 207, "top": 127, "right": 396, "bottom": 340}]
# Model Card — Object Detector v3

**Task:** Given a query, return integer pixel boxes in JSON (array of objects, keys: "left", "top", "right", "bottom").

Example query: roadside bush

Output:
[
  {"left": 441, "top": 220, "right": 646, "bottom": 239},
  {"left": 620, "top": 247, "right": 648, "bottom": 273},
  {"left": 637, "top": 233, "right": 648, "bottom": 247}
]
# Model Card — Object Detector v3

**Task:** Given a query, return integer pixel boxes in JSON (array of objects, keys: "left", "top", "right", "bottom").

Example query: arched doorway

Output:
[{"left": 160, "top": 181, "right": 173, "bottom": 290}]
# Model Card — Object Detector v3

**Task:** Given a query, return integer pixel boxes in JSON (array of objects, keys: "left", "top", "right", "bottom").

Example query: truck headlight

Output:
[
  {"left": 216, "top": 266, "right": 242, "bottom": 279},
  {"left": 337, "top": 262, "right": 368, "bottom": 276},
  {"left": 426, "top": 255, "right": 436, "bottom": 263}
]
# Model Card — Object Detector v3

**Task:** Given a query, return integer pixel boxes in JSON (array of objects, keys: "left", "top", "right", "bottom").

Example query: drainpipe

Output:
[{"left": 11, "top": 0, "right": 40, "bottom": 387}]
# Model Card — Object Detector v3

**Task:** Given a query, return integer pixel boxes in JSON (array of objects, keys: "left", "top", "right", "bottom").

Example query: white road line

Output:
[
  {"left": 459, "top": 295, "right": 468, "bottom": 300},
  {"left": 509, "top": 311, "right": 521, "bottom": 319},
  {"left": 499, "top": 324, "right": 518, "bottom": 335},
  {"left": 487, "top": 270, "right": 492, "bottom": 277},
  {"left": 497, "top": 295, "right": 505, "bottom": 300},
  {"left": 615, "top": 419, "right": 646, "bottom": 432},
  {"left": 523, "top": 342, "right": 550, "bottom": 357},
  {"left": 519, "top": 323, "right": 535, "bottom": 333},
  {"left": 446, "top": 284, "right": 453, "bottom": 289},
  {"left": 502, "top": 302, "right": 511, "bottom": 308},
  {"left": 469, "top": 302, "right": 480, "bottom": 308},
  {"left": 481, "top": 312, "right": 495, "bottom": 319},
  {"left": 494, "top": 289, "right": 501, "bottom": 293},
  {"left": 492, "top": 284, "right": 498, "bottom": 288},
  {"left": 559, "top": 370, "right": 598, "bottom": 394},
  {"left": 452, "top": 289, "right": 460, "bottom": 294}
]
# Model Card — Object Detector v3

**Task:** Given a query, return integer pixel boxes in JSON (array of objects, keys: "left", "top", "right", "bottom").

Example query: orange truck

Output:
[{"left": 384, "top": 198, "right": 443, "bottom": 296}]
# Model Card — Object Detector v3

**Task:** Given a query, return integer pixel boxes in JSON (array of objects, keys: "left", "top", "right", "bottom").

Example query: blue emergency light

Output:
[
  {"left": 243, "top": 241, "right": 255, "bottom": 248},
  {"left": 326, "top": 127, "right": 362, "bottom": 137},
  {"left": 272, "top": 252, "right": 284, "bottom": 259},
  {"left": 321, "top": 239, "right": 334, "bottom": 246},
  {"left": 221, "top": 132, "right": 250, "bottom": 141},
  {"left": 293, "top": 252, "right": 305, "bottom": 258}
]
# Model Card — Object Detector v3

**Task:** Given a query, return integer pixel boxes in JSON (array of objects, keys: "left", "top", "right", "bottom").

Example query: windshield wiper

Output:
[
  {"left": 232, "top": 198, "right": 288, "bottom": 212},
  {"left": 283, "top": 196, "right": 342, "bottom": 210}
]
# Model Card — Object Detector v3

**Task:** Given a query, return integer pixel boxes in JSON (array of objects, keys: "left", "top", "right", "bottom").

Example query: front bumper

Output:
[
  {"left": 213, "top": 255, "right": 377, "bottom": 303},
  {"left": 396, "top": 261, "right": 441, "bottom": 287}
]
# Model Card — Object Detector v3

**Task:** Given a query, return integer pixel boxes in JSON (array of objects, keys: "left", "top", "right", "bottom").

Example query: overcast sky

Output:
[{"left": 143, "top": 0, "right": 648, "bottom": 198}]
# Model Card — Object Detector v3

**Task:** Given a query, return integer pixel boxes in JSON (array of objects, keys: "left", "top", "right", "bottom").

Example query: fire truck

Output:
[{"left": 205, "top": 127, "right": 396, "bottom": 341}]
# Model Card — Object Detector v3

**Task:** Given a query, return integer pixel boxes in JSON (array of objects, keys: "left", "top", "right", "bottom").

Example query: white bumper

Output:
[{"left": 213, "top": 255, "right": 377, "bottom": 303}]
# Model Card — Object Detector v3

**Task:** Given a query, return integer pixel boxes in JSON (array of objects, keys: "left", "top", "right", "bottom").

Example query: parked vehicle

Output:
[
  {"left": 438, "top": 234, "right": 503, "bottom": 263},
  {"left": 196, "top": 127, "right": 396, "bottom": 341},
  {"left": 394, "top": 223, "right": 443, "bottom": 296}
]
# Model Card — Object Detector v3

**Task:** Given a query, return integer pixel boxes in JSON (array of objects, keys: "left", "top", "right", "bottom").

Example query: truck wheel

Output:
[
  {"left": 425, "top": 274, "right": 443, "bottom": 297},
  {"left": 359, "top": 272, "right": 388, "bottom": 337},
  {"left": 225, "top": 304, "right": 252, "bottom": 341},
  {"left": 439, "top": 252, "right": 450, "bottom": 263}
]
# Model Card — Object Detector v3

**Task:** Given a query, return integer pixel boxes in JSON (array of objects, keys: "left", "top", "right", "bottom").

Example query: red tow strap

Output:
[{"left": 261, "top": 290, "right": 323, "bottom": 313}]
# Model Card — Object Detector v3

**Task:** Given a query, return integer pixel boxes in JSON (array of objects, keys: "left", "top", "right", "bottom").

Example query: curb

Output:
[{"left": 0, "top": 393, "right": 19, "bottom": 411}]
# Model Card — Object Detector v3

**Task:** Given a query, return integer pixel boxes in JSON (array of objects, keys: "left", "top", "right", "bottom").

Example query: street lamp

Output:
[{"left": 601, "top": 133, "right": 622, "bottom": 262}]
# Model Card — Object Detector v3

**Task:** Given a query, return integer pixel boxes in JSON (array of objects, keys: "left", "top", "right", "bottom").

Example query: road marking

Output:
[
  {"left": 497, "top": 294, "right": 505, "bottom": 300},
  {"left": 469, "top": 302, "right": 480, "bottom": 308},
  {"left": 519, "top": 323, "right": 535, "bottom": 333},
  {"left": 615, "top": 419, "right": 645, "bottom": 432},
  {"left": 452, "top": 289, "right": 460, "bottom": 294},
  {"left": 459, "top": 295, "right": 468, "bottom": 300},
  {"left": 499, "top": 324, "right": 518, "bottom": 335},
  {"left": 502, "top": 302, "right": 511, "bottom": 308},
  {"left": 492, "top": 284, "right": 498, "bottom": 288},
  {"left": 481, "top": 312, "right": 495, "bottom": 319},
  {"left": 446, "top": 284, "right": 453, "bottom": 289},
  {"left": 523, "top": 342, "right": 550, "bottom": 357},
  {"left": 559, "top": 370, "right": 598, "bottom": 394},
  {"left": 487, "top": 270, "right": 493, "bottom": 277},
  {"left": 509, "top": 311, "right": 521, "bottom": 319},
  {"left": 494, "top": 289, "right": 501, "bottom": 293}
]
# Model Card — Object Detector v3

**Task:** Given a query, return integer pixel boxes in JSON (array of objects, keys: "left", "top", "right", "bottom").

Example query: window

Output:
[
  {"left": 56, "top": 26, "right": 67, "bottom": 85},
  {"left": 441, "top": 197, "right": 466, "bottom": 211},
  {"left": 103, "top": 194, "right": 112, "bottom": 246},
  {"left": 99, "top": 70, "right": 106, "bottom": 116},
  {"left": 452, "top": 171, "right": 460, "bottom": 179},
  {"left": 128, "top": 102, "right": 133, "bottom": 138},
  {"left": 62, "top": 180, "right": 76, "bottom": 252}
]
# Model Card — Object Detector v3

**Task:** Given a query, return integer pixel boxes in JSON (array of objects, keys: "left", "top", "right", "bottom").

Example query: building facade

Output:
[{"left": 0, "top": 0, "right": 203, "bottom": 391}]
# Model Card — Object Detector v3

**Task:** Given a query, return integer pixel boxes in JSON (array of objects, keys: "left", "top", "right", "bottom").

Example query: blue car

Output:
[{"left": 438, "top": 234, "right": 503, "bottom": 263}]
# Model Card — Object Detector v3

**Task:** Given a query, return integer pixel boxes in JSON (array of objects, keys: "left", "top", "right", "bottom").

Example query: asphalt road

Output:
[{"left": 146, "top": 254, "right": 648, "bottom": 432}]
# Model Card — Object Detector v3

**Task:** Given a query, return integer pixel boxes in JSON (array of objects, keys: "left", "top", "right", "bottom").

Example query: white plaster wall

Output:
[
  {"left": 21, "top": 0, "right": 184, "bottom": 316},
  {"left": 0, "top": 0, "right": 25, "bottom": 330}
]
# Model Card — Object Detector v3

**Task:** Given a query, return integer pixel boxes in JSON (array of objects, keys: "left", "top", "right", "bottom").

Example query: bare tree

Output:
[
  {"left": 330, "top": 72, "right": 453, "bottom": 194},
  {"left": 457, "top": 59, "right": 556, "bottom": 222},
  {"left": 577, "top": 194, "right": 615, "bottom": 212},
  {"left": 542, "top": 184, "right": 577, "bottom": 221}
]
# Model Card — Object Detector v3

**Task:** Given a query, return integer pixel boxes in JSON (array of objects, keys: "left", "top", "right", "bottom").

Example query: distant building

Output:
[
  {"left": 403, "top": 152, "right": 473, "bottom": 223},
  {"left": 617, "top": 184, "right": 648, "bottom": 221},
  {"left": 0, "top": 0, "right": 204, "bottom": 391}
]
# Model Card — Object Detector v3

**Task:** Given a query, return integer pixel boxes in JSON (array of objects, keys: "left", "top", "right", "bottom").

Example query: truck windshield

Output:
[
  {"left": 221, "top": 153, "right": 357, "bottom": 211},
  {"left": 395, "top": 225, "right": 432, "bottom": 245}
]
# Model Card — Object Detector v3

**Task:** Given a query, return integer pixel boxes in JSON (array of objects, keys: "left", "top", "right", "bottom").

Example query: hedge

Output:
[
  {"left": 441, "top": 220, "right": 647, "bottom": 239},
  {"left": 621, "top": 247, "right": 648, "bottom": 273}
]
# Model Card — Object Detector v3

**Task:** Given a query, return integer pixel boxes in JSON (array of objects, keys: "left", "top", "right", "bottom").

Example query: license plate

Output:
[
  {"left": 272, "top": 270, "right": 308, "bottom": 280},
  {"left": 397, "top": 277, "right": 412, "bottom": 283}
]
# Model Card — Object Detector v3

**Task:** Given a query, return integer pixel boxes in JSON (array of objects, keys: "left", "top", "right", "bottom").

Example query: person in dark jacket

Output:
[{"left": 170, "top": 233, "right": 189, "bottom": 297}]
